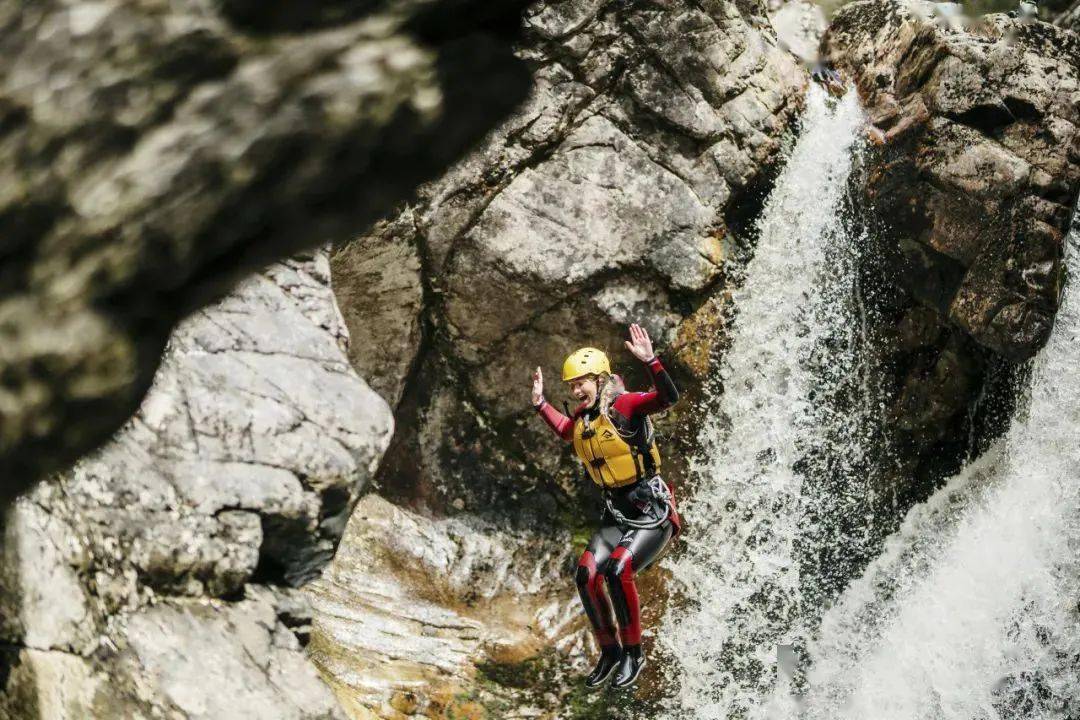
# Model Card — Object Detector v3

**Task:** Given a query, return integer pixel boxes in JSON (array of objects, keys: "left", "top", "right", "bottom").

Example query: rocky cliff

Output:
[
  {"left": 321, "top": 1, "right": 810, "bottom": 715},
  {"left": 822, "top": 0, "right": 1080, "bottom": 501},
  {"left": 1, "top": 251, "right": 393, "bottom": 718},
  {"left": 0, "top": 0, "right": 809, "bottom": 715},
  {"left": 2, "top": 1, "right": 1078, "bottom": 719},
  {"left": 331, "top": 0, "right": 806, "bottom": 523}
]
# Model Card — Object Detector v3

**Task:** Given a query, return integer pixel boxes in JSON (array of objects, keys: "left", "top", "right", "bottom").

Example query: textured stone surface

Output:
[
  {"left": 313, "top": 5, "right": 807, "bottom": 715},
  {"left": 307, "top": 494, "right": 581, "bottom": 718},
  {"left": 0, "top": 0, "right": 532, "bottom": 509},
  {"left": 331, "top": 0, "right": 806, "bottom": 520},
  {"left": 770, "top": 0, "right": 829, "bottom": 63},
  {"left": 330, "top": 214, "right": 425, "bottom": 410},
  {"left": 814, "top": 0, "right": 1080, "bottom": 507},
  {"left": 117, "top": 595, "right": 345, "bottom": 720},
  {"left": 1, "top": 250, "right": 392, "bottom": 718},
  {"left": 1056, "top": 0, "right": 1080, "bottom": 31},
  {"left": 1, "top": 593, "right": 346, "bottom": 720},
  {"left": 824, "top": 0, "right": 1080, "bottom": 361}
]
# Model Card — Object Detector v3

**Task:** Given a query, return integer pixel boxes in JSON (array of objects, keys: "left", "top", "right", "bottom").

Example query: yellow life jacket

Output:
[{"left": 571, "top": 409, "right": 662, "bottom": 489}]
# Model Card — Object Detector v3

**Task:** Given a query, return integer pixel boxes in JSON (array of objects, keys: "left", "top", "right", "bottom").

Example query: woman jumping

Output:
[{"left": 531, "top": 323, "right": 681, "bottom": 690}]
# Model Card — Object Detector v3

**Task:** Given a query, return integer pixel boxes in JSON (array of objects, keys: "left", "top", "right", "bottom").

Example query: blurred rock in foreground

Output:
[{"left": 0, "top": 0, "right": 531, "bottom": 509}]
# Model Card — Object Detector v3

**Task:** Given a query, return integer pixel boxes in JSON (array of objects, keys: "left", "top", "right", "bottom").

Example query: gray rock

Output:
[
  {"left": 0, "top": 496, "right": 96, "bottom": 654},
  {"left": 117, "top": 596, "right": 345, "bottom": 720},
  {"left": 3, "top": 593, "right": 348, "bottom": 720},
  {"left": 0, "top": 648, "right": 105, "bottom": 720},
  {"left": 306, "top": 494, "right": 577, "bottom": 717},
  {"left": 811, "top": 0, "right": 1079, "bottom": 511},
  {"left": 331, "top": 0, "right": 806, "bottom": 518},
  {"left": 0, "top": 0, "right": 532, "bottom": 509},
  {"left": 1055, "top": 0, "right": 1080, "bottom": 32},
  {"left": 64, "top": 251, "right": 394, "bottom": 595},
  {"left": 824, "top": 0, "right": 1080, "bottom": 361},
  {"left": 1, "top": 249, "right": 392, "bottom": 717},
  {"left": 770, "top": 0, "right": 829, "bottom": 64},
  {"left": 330, "top": 213, "right": 425, "bottom": 409}
]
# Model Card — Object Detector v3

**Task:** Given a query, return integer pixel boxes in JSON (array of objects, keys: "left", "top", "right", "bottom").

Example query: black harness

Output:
[{"left": 605, "top": 405, "right": 658, "bottom": 483}]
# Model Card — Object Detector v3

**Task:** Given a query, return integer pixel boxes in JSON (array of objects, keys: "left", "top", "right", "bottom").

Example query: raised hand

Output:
[
  {"left": 532, "top": 366, "right": 544, "bottom": 406},
  {"left": 624, "top": 323, "right": 655, "bottom": 363}
]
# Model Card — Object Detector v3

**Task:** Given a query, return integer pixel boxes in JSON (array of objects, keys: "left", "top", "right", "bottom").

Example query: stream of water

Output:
[
  {"left": 659, "top": 86, "right": 872, "bottom": 718},
  {"left": 660, "top": 83, "right": 1080, "bottom": 719},
  {"left": 800, "top": 213, "right": 1080, "bottom": 718}
]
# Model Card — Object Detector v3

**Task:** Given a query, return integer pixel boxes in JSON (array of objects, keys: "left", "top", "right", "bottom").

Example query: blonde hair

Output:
[
  {"left": 598, "top": 373, "right": 618, "bottom": 417},
  {"left": 598, "top": 373, "right": 637, "bottom": 438}
]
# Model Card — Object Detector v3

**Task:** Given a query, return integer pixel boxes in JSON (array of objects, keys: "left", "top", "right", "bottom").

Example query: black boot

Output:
[
  {"left": 585, "top": 644, "right": 623, "bottom": 689},
  {"left": 611, "top": 644, "right": 645, "bottom": 689}
]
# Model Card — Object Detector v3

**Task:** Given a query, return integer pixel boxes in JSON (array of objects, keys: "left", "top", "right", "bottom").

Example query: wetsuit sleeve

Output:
[
  {"left": 613, "top": 356, "right": 680, "bottom": 417},
  {"left": 534, "top": 399, "right": 574, "bottom": 441}
]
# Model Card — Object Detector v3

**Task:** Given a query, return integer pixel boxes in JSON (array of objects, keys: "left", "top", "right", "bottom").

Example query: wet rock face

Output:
[
  {"left": 332, "top": 0, "right": 806, "bottom": 517},
  {"left": 0, "top": 0, "right": 531, "bottom": 510},
  {"left": 817, "top": 0, "right": 1080, "bottom": 507},
  {"left": 307, "top": 494, "right": 579, "bottom": 718},
  {"left": 0, "top": 251, "right": 392, "bottom": 718},
  {"left": 824, "top": 0, "right": 1080, "bottom": 361}
]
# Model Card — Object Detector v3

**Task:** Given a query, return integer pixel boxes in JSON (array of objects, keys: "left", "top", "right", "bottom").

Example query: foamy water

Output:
[
  {"left": 800, "top": 212, "right": 1080, "bottom": 718},
  {"left": 659, "top": 86, "right": 870, "bottom": 719},
  {"left": 660, "top": 82, "right": 1080, "bottom": 719}
]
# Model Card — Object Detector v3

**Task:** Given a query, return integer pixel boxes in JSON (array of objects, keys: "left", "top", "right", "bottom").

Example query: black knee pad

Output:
[
  {"left": 603, "top": 555, "right": 631, "bottom": 584},
  {"left": 575, "top": 563, "right": 594, "bottom": 590}
]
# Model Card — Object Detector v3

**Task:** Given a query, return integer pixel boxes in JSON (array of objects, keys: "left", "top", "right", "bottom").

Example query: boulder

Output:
[
  {"left": 306, "top": 494, "right": 579, "bottom": 717},
  {"left": 0, "top": 592, "right": 346, "bottom": 720},
  {"left": 817, "top": 0, "right": 1079, "bottom": 506},
  {"left": 0, "top": 0, "right": 533, "bottom": 510},
  {"left": 824, "top": 0, "right": 1080, "bottom": 361},
  {"left": 331, "top": 0, "right": 807, "bottom": 518},
  {"left": 0, "top": 250, "right": 393, "bottom": 717}
]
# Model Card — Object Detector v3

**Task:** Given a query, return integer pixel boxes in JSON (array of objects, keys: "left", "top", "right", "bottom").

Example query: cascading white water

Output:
[
  {"left": 799, "top": 214, "right": 1080, "bottom": 718},
  {"left": 659, "top": 86, "right": 872, "bottom": 719},
  {"left": 660, "top": 78, "right": 1079, "bottom": 718}
]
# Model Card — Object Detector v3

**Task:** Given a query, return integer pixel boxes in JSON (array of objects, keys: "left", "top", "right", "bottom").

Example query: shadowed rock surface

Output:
[
  {"left": 0, "top": 0, "right": 531, "bottom": 510},
  {"left": 3, "top": 2, "right": 1078, "bottom": 719},
  {"left": 0, "top": 251, "right": 393, "bottom": 718},
  {"left": 825, "top": 0, "right": 1079, "bottom": 361},
  {"left": 331, "top": 0, "right": 807, "bottom": 525},
  {"left": 1058, "top": 0, "right": 1080, "bottom": 31},
  {"left": 821, "top": 0, "right": 1080, "bottom": 501}
]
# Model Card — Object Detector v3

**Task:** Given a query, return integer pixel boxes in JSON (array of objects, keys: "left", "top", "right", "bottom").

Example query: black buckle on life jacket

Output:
[
  {"left": 581, "top": 428, "right": 596, "bottom": 439},
  {"left": 629, "top": 445, "right": 656, "bottom": 483},
  {"left": 590, "top": 458, "right": 606, "bottom": 469}
]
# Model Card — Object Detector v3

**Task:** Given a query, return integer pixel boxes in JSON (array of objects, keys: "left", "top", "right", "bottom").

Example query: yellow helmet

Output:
[{"left": 562, "top": 347, "right": 610, "bottom": 382}]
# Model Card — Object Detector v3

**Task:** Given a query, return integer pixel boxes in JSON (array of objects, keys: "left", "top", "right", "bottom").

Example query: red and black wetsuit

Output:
[{"left": 534, "top": 357, "right": 680, "bottom": 663}]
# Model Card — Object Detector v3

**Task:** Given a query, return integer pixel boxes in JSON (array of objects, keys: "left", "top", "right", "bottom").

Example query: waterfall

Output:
[
  {"left": 660, "top": 79, "right": 1080, "bottom": 718},
  {"left": 799, "top": 210, "right": 1080, "bottom": 717},
  {"left": 659, "top": 86, "right": 871, "bottom": 719}
]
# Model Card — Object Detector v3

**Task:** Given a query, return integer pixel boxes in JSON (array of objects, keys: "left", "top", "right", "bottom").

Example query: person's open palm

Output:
[
  {"left": 625, "top": 323, "right": 654, "bottom": 362},
  {"left": 532, "top": 366, "right": 544, "bottom": 405}
]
